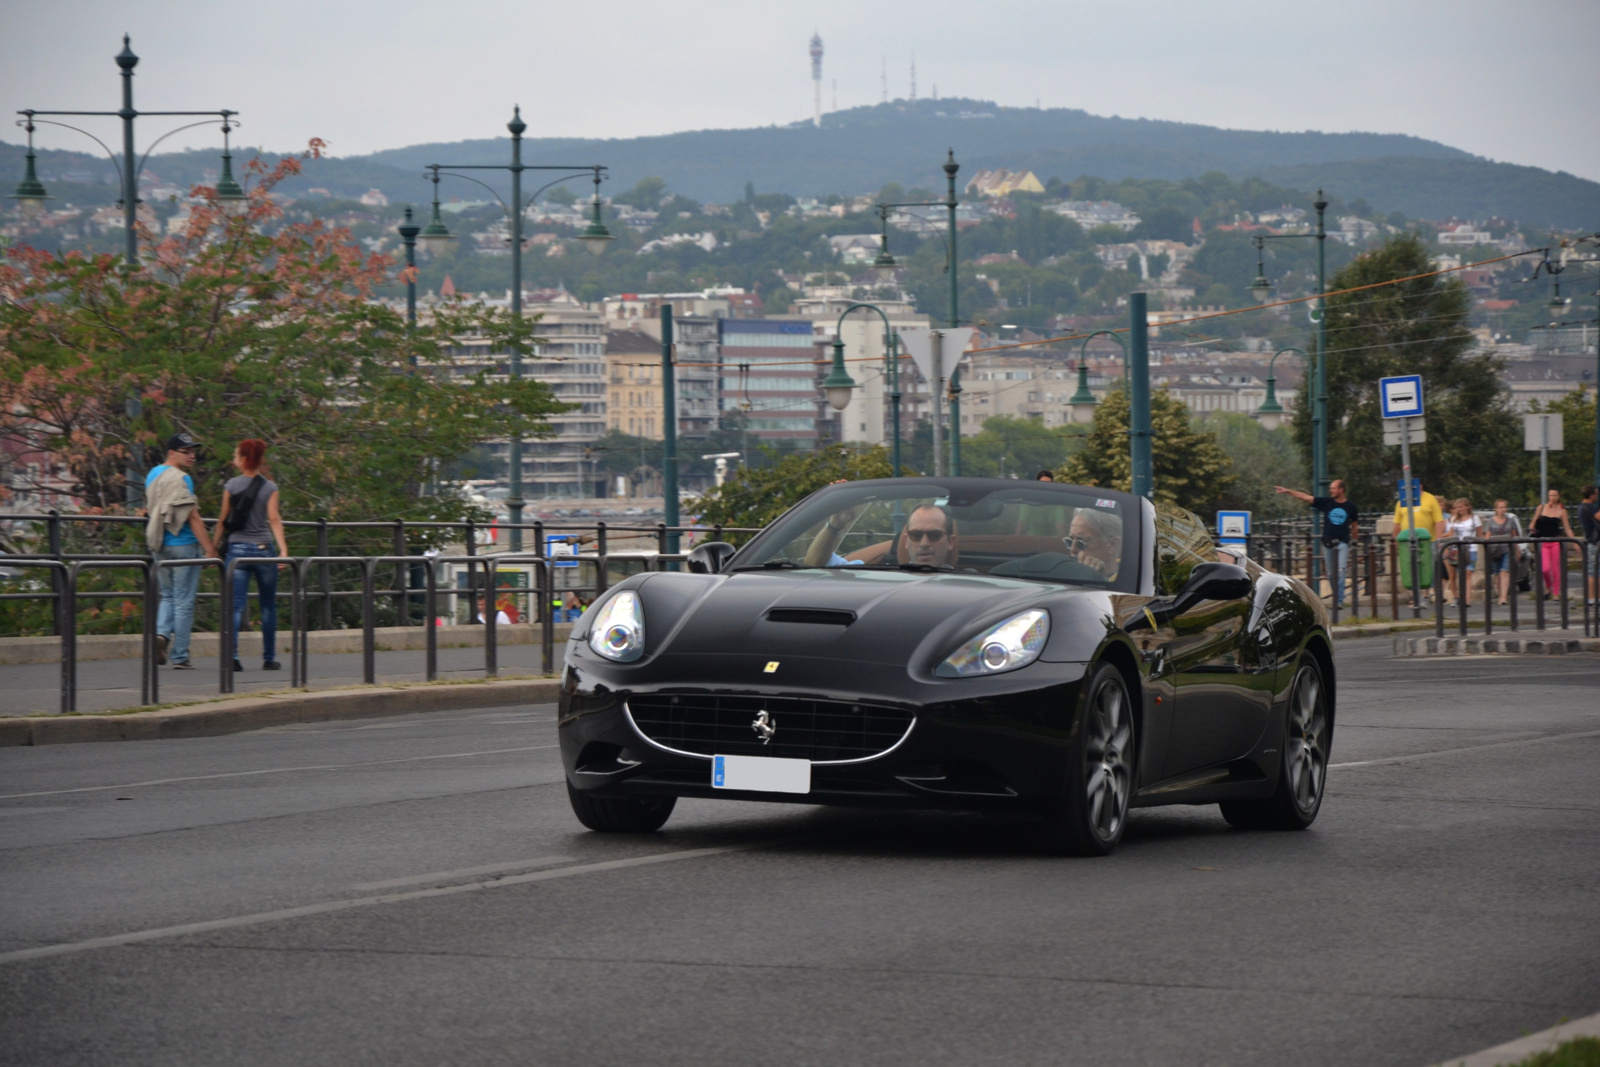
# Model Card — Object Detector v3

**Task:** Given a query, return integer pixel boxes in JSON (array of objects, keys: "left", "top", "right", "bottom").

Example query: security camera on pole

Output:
[{"left": 1380, "top": 374, "right": 1426, "bottom": 616}]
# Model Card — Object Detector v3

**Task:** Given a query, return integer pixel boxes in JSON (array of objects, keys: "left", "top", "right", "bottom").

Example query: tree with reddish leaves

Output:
[{"left": 0, "top": 142, "right": 567, "bottom": 537}]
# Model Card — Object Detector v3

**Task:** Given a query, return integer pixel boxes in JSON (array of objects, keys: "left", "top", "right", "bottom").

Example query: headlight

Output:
[
  {"left": 588, "top": 590, "right": 645, "bottom": 662},
  {"left": 936, "top": 609, "right": 1049, "bottom": 678}
]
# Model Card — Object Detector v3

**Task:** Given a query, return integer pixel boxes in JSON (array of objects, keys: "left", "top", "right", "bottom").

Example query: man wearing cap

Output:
[{"left": 144, "top": 433, "right": 216, "bottom": 669}]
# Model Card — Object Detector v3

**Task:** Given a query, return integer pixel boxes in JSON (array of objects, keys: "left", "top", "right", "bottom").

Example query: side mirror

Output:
[
  {"left": 686, "top": 541, "right": 737, "bottom": 575},
  {"left": 1172, "top": 561, "right": 1252, "bottom": 615}
]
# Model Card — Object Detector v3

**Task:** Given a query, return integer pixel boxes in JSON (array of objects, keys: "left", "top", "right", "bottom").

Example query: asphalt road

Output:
[{"left": 1, "top": 638, "right": 1596, "bottom": 1067}]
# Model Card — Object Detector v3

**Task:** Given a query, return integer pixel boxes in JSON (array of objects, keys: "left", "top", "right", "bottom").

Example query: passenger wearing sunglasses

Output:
[{"left": 1067, "top": 508, "right": 1121, "bottom": 581}]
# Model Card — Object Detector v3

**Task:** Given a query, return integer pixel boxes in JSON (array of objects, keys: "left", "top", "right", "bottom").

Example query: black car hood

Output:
[{"left": 628, "top": 568, "right": 1105, "bottom": 668}]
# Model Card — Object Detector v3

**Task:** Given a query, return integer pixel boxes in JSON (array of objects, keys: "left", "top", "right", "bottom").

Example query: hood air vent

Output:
[{"left": 766, "top": 608, "right": 856, "bottom": 626}]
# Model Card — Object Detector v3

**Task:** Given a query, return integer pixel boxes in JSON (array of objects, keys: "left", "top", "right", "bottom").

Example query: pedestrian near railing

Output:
[{"left": 217, "top": 439, "right": 289, "bottom": 674}]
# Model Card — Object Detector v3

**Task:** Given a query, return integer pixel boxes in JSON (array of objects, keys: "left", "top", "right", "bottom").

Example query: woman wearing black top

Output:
[{"left": 1530, "top": 489, "right": 1576, "bottom": 599}]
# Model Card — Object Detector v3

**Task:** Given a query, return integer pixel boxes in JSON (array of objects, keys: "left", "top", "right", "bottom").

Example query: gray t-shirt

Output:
[{"left": 224, "top": 475, "right": 278, "bottom": 543}]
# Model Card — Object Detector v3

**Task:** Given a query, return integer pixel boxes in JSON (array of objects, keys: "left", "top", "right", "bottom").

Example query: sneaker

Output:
[
  {"left": 262, "top": 660, "right": 281, "bottom": 671},
  {"left": 157, "top": 634, "right": 170, "bottom": 666},
  {"left": 232, "top": 659, "right": 244, "bottom": 672},
  {"left": 172, "top": 661, "right": 195, "bottom": 670}
]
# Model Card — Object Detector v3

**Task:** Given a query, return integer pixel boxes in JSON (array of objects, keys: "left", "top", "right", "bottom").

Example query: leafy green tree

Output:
[
  {"left": 614, "top": 176, "right": 667, "bottom": 209},
  {"left": 690, "top": 445, "right": 895, "bottom": 535},
  {"left": 1059, "top": 386, "right": 1234, "bottom": 512},
  {"left": 1198, "top": 412, "right": 1308, "bottom": 519},
  {"left": 1297, "top": 232, "right": 1520, "bottom": 510},
  {"left": 954, "top": 416, "right": 1083, "bottom": 478}
]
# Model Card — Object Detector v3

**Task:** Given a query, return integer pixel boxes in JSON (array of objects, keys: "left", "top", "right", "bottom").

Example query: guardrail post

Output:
[
  {"left": 424, "top": 557, "right": 437, "bottom": 682},
  {"left": 221, "top": 556, "right": 236, "bottom": 695},
  {"left": 393, "top": 521, "right": 407, "bottom": 626},
  {"left": 465, "top": 519, "right": 478, "bottom": 624},
  {"left": 1434, "top": 544, "right": 1445, "bottom": 639},
  {"left": 484, "top": 567, "right": 498, "bottom": 678},
  {"left": 1557, "top": 542, "right": 1570, "bottom": 631},
  {"left": 1533, "top": 542, "right": 1545, "bottom": 631},
  {"left": 362, "top": 558, "right": 377, "bottom": 684},
  {"left": 533, "top": 520, "right": 546, "bottom": 627},
  {"left": 143, "top": 562, "right": 156, "bottom": 706},
  {"left": 61, "top": 561, "right": 77, "bottom": 713},
  {"left": 317, "top": 519, "right": 331, "bottom": 630},
  {"left": 1457, "top": 542, "right": 1469, "bottom": 637},
  {"left": 47, "top": 509, "right": 63, "bottom": 637},
  {"left": 539, "top": 558, "right": 553, "bottom": 676}
]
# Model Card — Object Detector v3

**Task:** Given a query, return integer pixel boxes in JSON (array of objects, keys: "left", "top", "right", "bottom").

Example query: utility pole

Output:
[{"left": 661, "top": 304, "right": 679, "bottom": 558}]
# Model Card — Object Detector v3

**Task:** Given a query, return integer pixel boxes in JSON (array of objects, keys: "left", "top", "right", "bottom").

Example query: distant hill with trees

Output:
[{"left": 3, "top": 98, "right": 1594, "bottom": 229}]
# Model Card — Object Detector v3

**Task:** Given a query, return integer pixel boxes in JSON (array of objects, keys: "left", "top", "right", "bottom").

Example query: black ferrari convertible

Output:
[{"left": 558, "top": 478, "right": 1332, "bottom": 855}]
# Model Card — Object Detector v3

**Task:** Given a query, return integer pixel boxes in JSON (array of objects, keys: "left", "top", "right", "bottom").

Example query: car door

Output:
[{"left": 1153, "top": 506, "right": 1271, "bottom": 780}]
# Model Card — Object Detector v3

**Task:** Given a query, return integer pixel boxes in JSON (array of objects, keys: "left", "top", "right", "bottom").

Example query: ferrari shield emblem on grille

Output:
[
  {"left": 763, "top": 661, "right": 779, "bottom": 673},
  {"left": 751, "top": 709, "right": 777, "bottom": 744}
]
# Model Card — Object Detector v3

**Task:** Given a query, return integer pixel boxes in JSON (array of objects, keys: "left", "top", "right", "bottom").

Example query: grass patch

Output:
[{"left": 1502, "top": 1036, "right": 1600, "bottom": 1067}]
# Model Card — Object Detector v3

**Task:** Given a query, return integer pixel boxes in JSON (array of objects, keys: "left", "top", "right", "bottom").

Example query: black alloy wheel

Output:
[
  {"left": 1221, "top": 655, "right": 1329, "bottom": 831},
  {"left": 566, "top": 782, "right": 677, "bottom": 833},
  {"left": 1037, "top": 661, "right": 1136, "bottom": 856}
]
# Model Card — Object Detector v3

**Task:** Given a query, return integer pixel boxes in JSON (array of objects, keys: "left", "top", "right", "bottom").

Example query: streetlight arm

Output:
[
  {"left": 16, "top": 117, "right": 123, "bottom": 178},
  {"left": 136, "top": 117, "right": 238, "bottom": 189},
  {"left": 424, "top": 168, "right": 513, "bottom": 218},
  {"left": 521, "top": 170, "right": 602, "bottom": 214}
]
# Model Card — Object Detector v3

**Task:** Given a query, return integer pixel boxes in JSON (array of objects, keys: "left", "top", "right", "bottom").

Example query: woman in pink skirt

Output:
[{"left": 1530, "top": 489, "right": 1576, "bottom": 599}]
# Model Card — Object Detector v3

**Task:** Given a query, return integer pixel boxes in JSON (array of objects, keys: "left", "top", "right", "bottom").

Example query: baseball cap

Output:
[{"left": 165, "top": 432, "right": 200, "bottom": 453}]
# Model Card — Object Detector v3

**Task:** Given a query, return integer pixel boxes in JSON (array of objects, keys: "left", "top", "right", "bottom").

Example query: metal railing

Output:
[
  {"left": 1432, "top": 536, "right": 1596, "bottom": 639},
  {"left": 2, "top": 544, "right": 713, "bottom": 714}
]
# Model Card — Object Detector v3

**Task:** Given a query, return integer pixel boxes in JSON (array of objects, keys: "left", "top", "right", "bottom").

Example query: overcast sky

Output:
[{"left": 4, "top": 0, "right": 1597, "bottom": 181}]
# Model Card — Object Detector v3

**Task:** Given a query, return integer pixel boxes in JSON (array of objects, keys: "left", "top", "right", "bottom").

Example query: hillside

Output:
[{"left": 2, "top": 99, "right": 1596, "bottom": 228}]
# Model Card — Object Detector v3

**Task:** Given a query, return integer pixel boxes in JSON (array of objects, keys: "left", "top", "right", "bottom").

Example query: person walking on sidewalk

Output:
[
  {"left": 1274, "top": 479, "right": 1358, "bottom": 609},
  {"left": 1530, "top": 489, "right": 1576, "bottom": 600},
  {"left": 1484, "top": 500, "right": 1523, "bottom": 606},
  {"left": 1578, "top": 485, "right": 1599, "bottom": 610},
  {"left": 144, "top": 433, "right": 217, "bottom": 669},
  {"left": 1438, "top": 497, "right": 1483, "bottom": 607},
  {"left": 216, "top": 439, "right": 288, "bottom": 672}
]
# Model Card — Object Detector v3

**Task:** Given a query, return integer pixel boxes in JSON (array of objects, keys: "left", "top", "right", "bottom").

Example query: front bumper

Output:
[{"left": 559, "top": 652, "right": 1090, "bottom": 812}]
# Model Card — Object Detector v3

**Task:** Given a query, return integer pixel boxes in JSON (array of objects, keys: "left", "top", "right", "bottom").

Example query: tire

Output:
[
  {"left": 1037, "top": 662, "right": 1136, "bottom": 856},
  {"left": 1221, "top": 654, "right": 1329, "bottom": 831},
  {"left": 566, "top": 781, "right": 676, "bottom": 833}
]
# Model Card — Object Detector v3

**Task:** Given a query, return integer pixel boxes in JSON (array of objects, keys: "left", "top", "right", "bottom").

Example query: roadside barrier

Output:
[{"left": 1433, "top": 536, "right": 1595, "bottom": 639}]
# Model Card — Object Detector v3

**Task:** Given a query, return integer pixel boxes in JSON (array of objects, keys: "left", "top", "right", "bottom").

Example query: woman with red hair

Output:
[{"left": 216, "top": 439, "right": 289, "bottom": 671}]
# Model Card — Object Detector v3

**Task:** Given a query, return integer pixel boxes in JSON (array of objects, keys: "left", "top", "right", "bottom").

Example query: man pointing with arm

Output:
[{"left": 1275, "top": 479, "right": 1357, "bottom": 610}]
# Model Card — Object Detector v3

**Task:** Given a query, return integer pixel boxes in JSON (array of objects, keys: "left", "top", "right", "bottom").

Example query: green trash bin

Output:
[{"left": 1396, "top": 528, "right": 1433, "bottom": 590}]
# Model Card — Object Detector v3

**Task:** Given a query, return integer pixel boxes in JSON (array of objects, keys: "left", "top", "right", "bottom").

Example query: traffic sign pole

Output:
[{"left": 1400, "top": 422, "right": 1422, "bottom": 617}]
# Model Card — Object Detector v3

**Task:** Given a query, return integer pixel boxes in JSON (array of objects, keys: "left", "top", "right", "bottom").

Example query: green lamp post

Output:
[
  {"left": 823, "top": 302, "right": 908, "bottom": 477},
  {"left": 12, "top": 37, "right": 238, "bottom": 268},
  {"left": 397, "top": 206, "right": 421, "bottom": 331},
  {"left": 416, "top": 113, "right": 612, "bottom": 547},
  {"left": 1256, "top": 347, "right": 1306, "bottom": 433},
  {"left": 1067, "top": 361, "right": 1098, "bottom": 426}
]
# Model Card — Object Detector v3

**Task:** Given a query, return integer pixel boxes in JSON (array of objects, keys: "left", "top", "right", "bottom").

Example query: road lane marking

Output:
[
  {"left": 0, "top": 844, "right": 759, "bottom": 966},
  {"left": 0, "top": 806, "right": 70, "bottom": 818},
  {"left": 350, "top": 854, "right": 575, "bottom": 891},
  {"left": 0, "top": 744, "right": 560, "bottom": 801},
  {"left": 1330, "top": 728, "right": 1600, "bottom": 769}
]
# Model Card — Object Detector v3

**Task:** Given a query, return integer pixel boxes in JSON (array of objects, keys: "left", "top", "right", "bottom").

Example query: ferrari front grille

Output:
[{"left": 626, "top": 694, "right": 915, "bottom": 764}]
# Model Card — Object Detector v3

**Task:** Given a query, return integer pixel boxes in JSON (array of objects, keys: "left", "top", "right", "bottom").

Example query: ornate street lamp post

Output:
[
  {"left": 11, "top": 36, "right": 240, "bottom": 268},
  {"left": 1255, "top": 347, "right": 1307, "bottom": 433},
  {"left": 822, "top": 302, "right": 905, "bottom": 477},
  {"left": 413, "top": 109, "right": 612, "bottom": 550},
  {"left": 397, "top": 206, "right": 420, "bottom": 331}
]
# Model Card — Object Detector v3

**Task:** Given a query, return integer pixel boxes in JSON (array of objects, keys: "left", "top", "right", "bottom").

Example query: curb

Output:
[
  {"left": 0, "top": 677, "right": 562, "bottom": 747},
  {"left": 1393, "top": 634, "right": 1599, "bottom": 657},
  {"left": 1426, "top": 1008, "right": 1600, "bottom": 1066}
]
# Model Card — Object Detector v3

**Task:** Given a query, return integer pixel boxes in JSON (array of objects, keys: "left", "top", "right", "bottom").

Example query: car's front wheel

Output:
[
  {"left": 1220, "top": 655, "right": 1329, "bottom": 831},
  {"left": 566, "top": 782, "right": 676, "bottom": 833},
  {"left": 1037, "top": 662, "right": 1136, "bottom": 856}
]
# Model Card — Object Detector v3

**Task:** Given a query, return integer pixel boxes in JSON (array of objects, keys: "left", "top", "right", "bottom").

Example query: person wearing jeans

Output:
[
  {"left": 145, "top": 433, "right": 216, "bottom": 668},
  {"left": 217, "top": 439, "right": 289, "bottom": 670},
  {"left": 1275, "top": 478, "right": 1358, "bottom": 609}
]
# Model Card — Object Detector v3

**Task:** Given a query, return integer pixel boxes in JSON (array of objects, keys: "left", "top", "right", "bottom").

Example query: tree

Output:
[
  {"left": 1297, "top": 232, "right": 1520, "bottom": 511},
  {"left": 614, "top": 176, "right": 667, "bottom": 209},
  {"left": 1059, "top": 386, "right": 1234, "bottom": 512},
  {"left": 1198, "top": 412, "right": 1308, "bottom": 519},
  {"left": 1513, "top": 387, "right": 1596, "bottom": 505},
  {"left": 690, "top": 445, "right": 895, "bottom": 535},
  {"left": 952, "top": 416, "right": 1083, "bottom": 478},
  {"left": 0, "top": 144, "right": 569, "bottom": 537}
]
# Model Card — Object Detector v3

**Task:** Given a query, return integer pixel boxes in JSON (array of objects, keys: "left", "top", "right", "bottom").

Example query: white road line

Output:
[
  {"left": 1330, "top": 728, "right": 1600, "bottom": 769},
  {"left": 0, "top": 806, "right": 70, "bottom": 818},
  {"left": 0, "top": 844, "right": 755, "bottom": 966},
  {"left": 0, "top": 744, "right": 560, "bottom": 801},
  {"left": 350, "top": 854, "right": 575, "bottom": 891}
]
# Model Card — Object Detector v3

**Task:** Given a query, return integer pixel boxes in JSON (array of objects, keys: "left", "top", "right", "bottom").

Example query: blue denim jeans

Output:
[
  {"left": 157, "top": 543, "right": 205, "bottom": 664},
  {"left": 228, "top": 541, "right": 279, "bottom": 663},
  {"left": 1322, "top": 540, "right": 1350, "bottom": 608}
]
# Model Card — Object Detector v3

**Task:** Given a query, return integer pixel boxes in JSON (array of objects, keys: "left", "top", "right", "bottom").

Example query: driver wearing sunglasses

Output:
[{"left": 901, "top": 504, "right": 957, "bottom": 567}]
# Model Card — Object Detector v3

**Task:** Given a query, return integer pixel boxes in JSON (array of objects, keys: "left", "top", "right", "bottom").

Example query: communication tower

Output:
[{"left": 809, "top": 33, "right": 824, "bottom": 127}]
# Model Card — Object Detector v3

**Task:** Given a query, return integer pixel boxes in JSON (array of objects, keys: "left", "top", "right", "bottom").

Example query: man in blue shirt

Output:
[
  {"left": 145, "top": 433, "right": 216, "bottom": 668},
  {"left": 1275, "top": 479, "right": 1358, "bottom": 610}
]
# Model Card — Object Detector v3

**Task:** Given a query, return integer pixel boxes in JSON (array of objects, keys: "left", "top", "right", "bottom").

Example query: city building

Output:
[
  {"left": 1047, "top": 199, "right": 1141, "bottom": 231},
  {"left": 718, "top": 319, "right": 824, "bottom": 446},
  {"left": 966, "top": 169, "right": 1045, "bottom": 198},
  {"left": 605, "top": 328, "right": 663, "bottom": 439}
]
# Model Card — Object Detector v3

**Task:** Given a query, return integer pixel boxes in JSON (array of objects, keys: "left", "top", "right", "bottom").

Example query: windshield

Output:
[{"left": 732, "top": 481, "right": 1136, "bottom": 588}]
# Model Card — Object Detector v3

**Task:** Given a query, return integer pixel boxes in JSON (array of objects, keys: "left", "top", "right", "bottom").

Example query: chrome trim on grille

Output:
[{"left": 622, "top": 699, "right": 918, "bottom": 766}]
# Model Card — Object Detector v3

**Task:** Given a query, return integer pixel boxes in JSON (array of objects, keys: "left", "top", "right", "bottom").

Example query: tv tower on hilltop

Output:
[{"left": 809, "top": 32, "right": 824, "bottom": 127}]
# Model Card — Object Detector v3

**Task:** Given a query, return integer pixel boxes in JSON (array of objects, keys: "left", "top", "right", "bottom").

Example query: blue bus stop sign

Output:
[
  {"left": 1379, "top": 375, "right": 1424, "bottom": 419},
  {"left": 1216, "top": 510, "right": 1250, "bottom": 545}
]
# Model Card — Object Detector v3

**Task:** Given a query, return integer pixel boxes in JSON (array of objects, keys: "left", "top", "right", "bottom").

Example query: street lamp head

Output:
[
  {"left": 823, "top": 338, "right": 856, "bottom": 411},
  {"left": 418, "top": 203, "right": 456, "bottom": 255},
  {"left": 580, "top": 169, "right": 612, "bottom": 255},
  {"left": 214, "top": 131, "right": 249, "bottom": 218},
  {"left": 115, "top": 35, "right": 139, "bottom": 72},
  {"left": 507, "top": 106, "right": 527, "bottom": 138},
  {"left": 397, "top": 205, "right": 420, "bottom": 242},
  {"left": 872, "top": 250, "right": 898, "bottom": 283},
  {"left": 9, "top": 117, "right": 52, "bottom": 221},
  {"left": 1249, "top": 267, "right": 1274, "bottom": 305}
]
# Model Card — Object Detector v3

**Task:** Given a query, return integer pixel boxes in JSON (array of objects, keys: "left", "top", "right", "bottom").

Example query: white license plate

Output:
[{"left": 711, "top": 754, "right": 811, "bottom": 794}]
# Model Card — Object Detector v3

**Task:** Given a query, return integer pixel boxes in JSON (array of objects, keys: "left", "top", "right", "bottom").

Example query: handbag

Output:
[{"left": 219, "top": 474, "right": 267, "bottom": 553}]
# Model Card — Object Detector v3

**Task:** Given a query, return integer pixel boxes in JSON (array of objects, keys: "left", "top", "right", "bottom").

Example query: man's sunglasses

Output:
[
  {"left": 905, "top": 528, "right": 946, "bottom": 543},
  {"left": 1064, "top": 536, "right": 1093, "bottom": 553}
]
